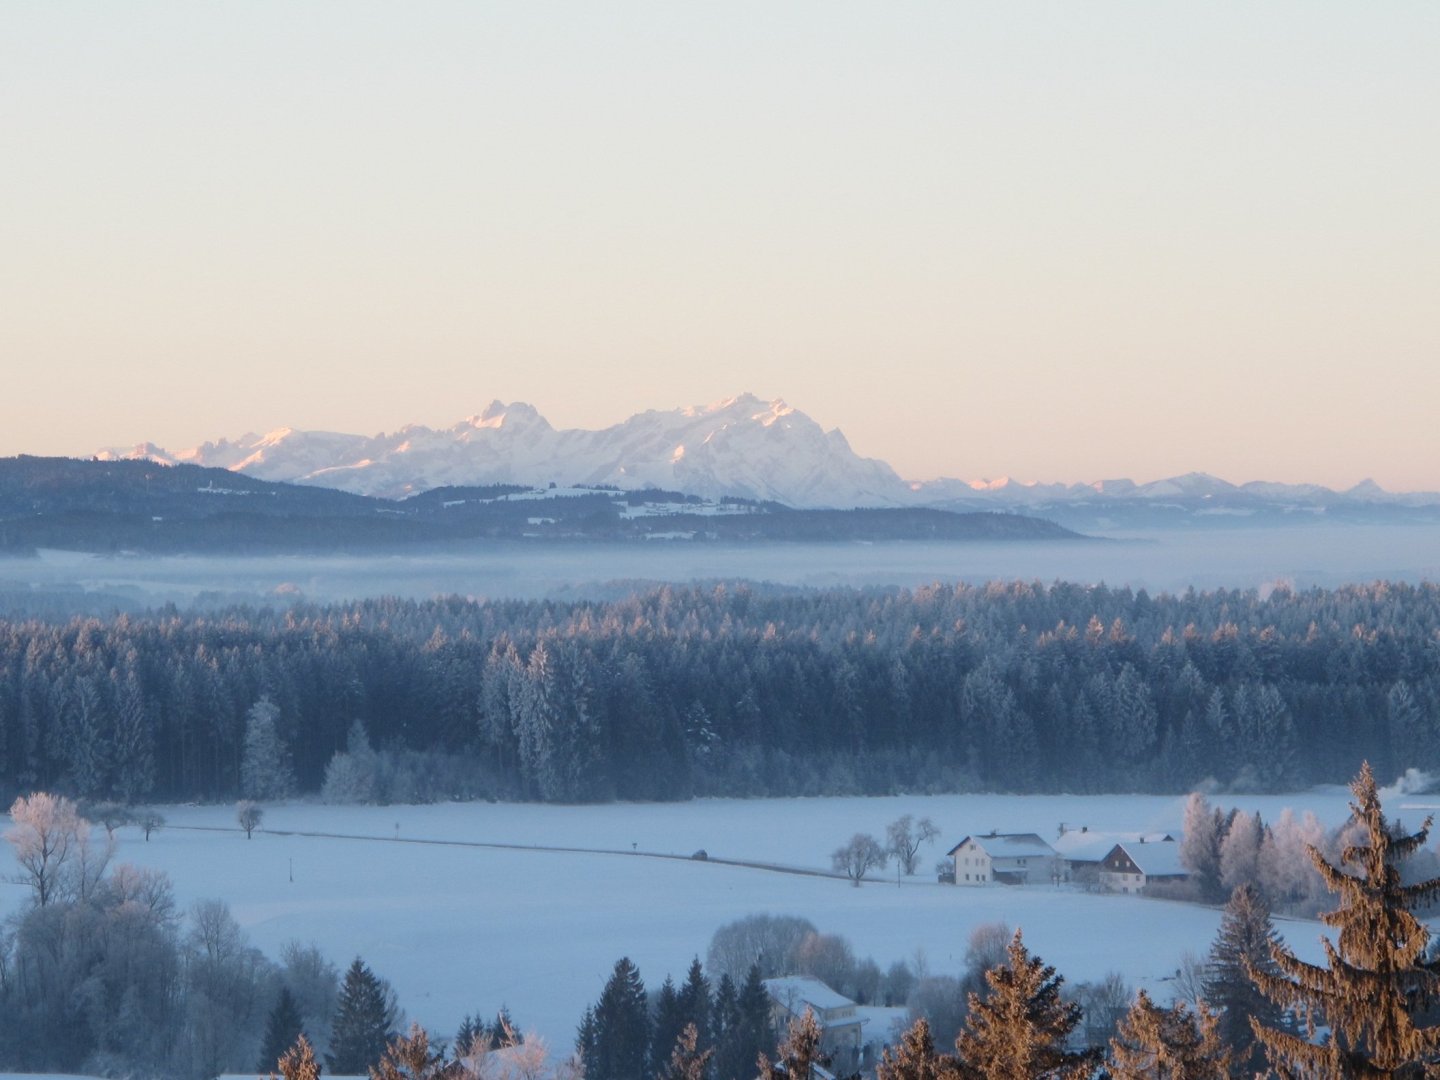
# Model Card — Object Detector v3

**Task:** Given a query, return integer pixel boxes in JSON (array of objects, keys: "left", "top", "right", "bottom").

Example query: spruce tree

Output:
[
  {"left": 261, "top": 986, "right": 308, "bottom": 1073},
  {"left": 1250, "top": 762, "right": 1440, "bottom": 1077},
  {"left": 715, "top": 967, "right": 772, "bottom": 1080},
  {"left": 676, "top": 957, "right": 712, "bottom": 1055},
  {"left": 1203, "top": 884, "right": 1288, "bottom": 1075},
  {"left": 877, "top": 1018, "right": 958, "bottom": 1080},
  {"left": 588, "top": 957, "right": 650, "bottom": 1080},
  {"left": 577, "top": 1007, "right": 600, "bottom": 1078},
  {"left": 276, "top": 1035, "right": 321, "bottom": 1080},
  {"left": 370, "top": 1024, "right": 462, "bottom": 1080},
  {"left": 1108, "top": 990, "right": 1230, "bottom": 1080},
  {"left": 650, "top": 976, "right": 687, "bottom": 1079},
  {"left": 659, "top": 1023, "right": 713, "bottom": 1080},
  {"left": 327, "top": 958, "right": 394, "bottom": 1074},
  {"left": 758, "top": 1009, "right": 828, "bottom": 1080},
  {"left": 953, "top": 930, "right": 1097, "bottom": 1080}
]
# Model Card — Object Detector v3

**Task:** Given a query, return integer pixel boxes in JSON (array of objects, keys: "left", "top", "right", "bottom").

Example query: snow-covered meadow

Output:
[{"left": 4, "top": 789, "right": 1394, "bottom": 1049}]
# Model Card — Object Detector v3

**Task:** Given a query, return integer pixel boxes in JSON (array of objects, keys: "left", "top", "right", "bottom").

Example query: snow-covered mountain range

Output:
[{"left": 98, "top": 394, "right": 1440, "bottom": 516}]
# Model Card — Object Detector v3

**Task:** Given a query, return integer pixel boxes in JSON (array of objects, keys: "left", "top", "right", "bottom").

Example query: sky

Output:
[{"left": 2, "top": 3, "right": 1438, "bottom": 489}]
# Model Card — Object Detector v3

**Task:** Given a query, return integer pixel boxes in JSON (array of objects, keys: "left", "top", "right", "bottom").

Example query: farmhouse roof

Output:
[
  {"left": 947, "top": 832, "right": 1056, "bottom": 859},
  {"left": 1054, "top": 830, "right": 1174, "bottom": 863},
  {"left": 1110, "top": 839, "right": 1188, "bottom": 877},
  {"left": 764, "top": 975, "right": 856, "bottom": 1014}
]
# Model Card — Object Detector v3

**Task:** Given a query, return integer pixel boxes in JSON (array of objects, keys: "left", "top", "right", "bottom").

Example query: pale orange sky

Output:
[{"left": 2, "top": 3, "right": 1437, "bottom": 489}]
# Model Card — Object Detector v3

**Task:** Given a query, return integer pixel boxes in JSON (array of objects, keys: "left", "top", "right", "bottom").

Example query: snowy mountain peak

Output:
[
  {"left": 463, "top": 400, "right": 551, "bottom": 432},
  {"left": 106, "top": 396, "right": 903, "bottom": 507}
]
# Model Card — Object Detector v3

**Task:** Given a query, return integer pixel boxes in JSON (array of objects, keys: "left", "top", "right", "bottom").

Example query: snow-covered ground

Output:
[{"left": 0, "top": 790, "right": 1371, "bottom": 1048}]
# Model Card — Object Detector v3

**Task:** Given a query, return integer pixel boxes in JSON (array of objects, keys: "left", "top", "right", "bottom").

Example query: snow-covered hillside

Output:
[{"left": 0, "top": 792, "right": 1355, "bottom": 1048}]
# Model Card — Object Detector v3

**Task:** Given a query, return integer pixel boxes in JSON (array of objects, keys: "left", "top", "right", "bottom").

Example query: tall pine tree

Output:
[
  {"left": 327, "top": 958, "right": 394, "bottom": 1074},
  {"left": 1202, "top": 884, "right": 1289, "bottom": 1075},
  {"left": 260, "top": 986, "right": 307, "bottom": 1073},
  {"left": 953, "top": 931, "right": 1097, "bottom": 1080},
  {"left": 585, "top": 957, "right": 650, "bottom": 1080},
  {"left": 1108, "top": 990, "right": 1230, "bottom": 1080},
  {"left": 1250, "top": 762, "right": 1440, "bottom": 1077}
]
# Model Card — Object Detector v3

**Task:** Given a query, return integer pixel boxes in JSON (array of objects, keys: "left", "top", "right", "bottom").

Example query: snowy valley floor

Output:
[{"left": 0, "top": 790, "right": 1374, "bottom": 1048}]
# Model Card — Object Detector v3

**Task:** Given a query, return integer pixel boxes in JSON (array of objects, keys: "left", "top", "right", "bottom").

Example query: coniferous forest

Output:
[{"left": 1, "top": 579, "right": 1437, "bottom": 805}]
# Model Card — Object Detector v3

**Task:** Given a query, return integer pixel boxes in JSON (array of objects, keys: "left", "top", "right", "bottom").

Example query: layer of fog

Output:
[{"left": 1, "top": 523, "right": 1438, "bottom": 610}]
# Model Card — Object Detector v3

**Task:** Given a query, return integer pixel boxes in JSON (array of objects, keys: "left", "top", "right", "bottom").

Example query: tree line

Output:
[{"left": 1, "top": 580, "right": 1438, "bottom": 804}]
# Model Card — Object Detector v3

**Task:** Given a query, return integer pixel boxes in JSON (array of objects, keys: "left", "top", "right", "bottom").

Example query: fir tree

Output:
[
  {"left": 587, "top": 957, "right": 650, "bottom": 1080},
  {"left": 676, "top": 957, "right": 712, "bottom": 1055},
  {"left": 877, "top": 1018, "right": 958, "bottom": 1080},
  {"left": 453, "top": 1015, "right": 482, "bottom": 1061},
  {"left": 370, "top": 1024, "right": 463, "bottom": 1080},
  {"left": 953, "top": 930, "right": 1097, "bottom": 1080},
  {"left": 659, "top": 1023, "right": 713, "bottom": 1080},
  {"left": 261, "top": 986, "right": 308, "bottom": 1073},
  {"left": 714, "top": 967, "right": 772, "bottom": 1080},
  {"left": 650, "top": 977, "right": 687, "bottom": 1079},
  {"left": 276, "top": 1035, "right": 322, "bottom": 1080},
  {"left": 1249, "top": 762, "right": 1440, "bottom": 1077},
  {"left": 490, "top": 1006, "right": 523, "bottom": 1048},
  {"left": 577, "top": 1007, "right": 600, "bottom": 1078},
  {"left": 758, "top": 1008, "right": 828, "bottom": 1080},
  {"left": 327, "top": 958, "right": 395, "bottom": 1074},
  {"left": 1202, "top": 884, "right": 1288, "bottom": 1075},
  {"left": 241, "top": 695, "right": 295, "bottom": 800},
  {"left": 1108, "top": 990, "right": 1230, "bottom": 1080}
]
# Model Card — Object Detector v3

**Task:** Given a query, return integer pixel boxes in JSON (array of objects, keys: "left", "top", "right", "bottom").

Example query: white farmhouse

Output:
[
  {"left": 947, "top": 832, "right": 1057, "bottom": 885},
  {"left": 763, "top": 975, "right": 865, "bottom": 1075},
  {"left": 1098, "top": 839, "right": 1189, "bottom": 893}
]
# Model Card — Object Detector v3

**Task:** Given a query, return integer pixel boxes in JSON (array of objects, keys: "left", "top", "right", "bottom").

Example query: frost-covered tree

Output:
[
  {"left": 322, "top": 719, "right": 380, "bottom": 804},
  {"left": 658, "top": 1024, "right": 712, "bottom": 1080},
  {"left": 887, "top": 815, "right": 942, "bottom": 876},
  {"left": 371, "top": 1024, "right": 463, "bottom": 1080},
  {"left": 237, "top": 799, "right": 263, "bottom": 838},
  {"left": 759, "top": 1008, "right": 828, "bottom": 1080},
  {"left": 1108, "top": 990, "right": 1230, "bottom": 1080},
  {"left": 1180, "top": 792, "right": 1230, "bottom": 901},
  {"left": 276, "top": 1035, "right": 321, "bottom": 1080},
  {"left": 241, "top": 696, "right": 295, "bottom": 801},
  {"left": 1249, "top": 762, "right": 1440, "bottom": 1077},
  {"left": 1218, "top": 812, "right": 1264, "bottom": 896},
  {"left": 832, "top": 832, "right": 887, "bottom": 885},
  {"left": 6, "top": 792, "right": 90, "bottom": 906},
  {"left": 877, "top": 1018, "right": 956, "bottom": 1080},
  {"left": 953, "top": 931, "right": 1096, "bottom": 1080}
]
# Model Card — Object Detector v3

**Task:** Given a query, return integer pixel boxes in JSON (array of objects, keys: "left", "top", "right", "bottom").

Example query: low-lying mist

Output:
[{"left": 0, "top": 523, "right": 1437, "bottom": 613}]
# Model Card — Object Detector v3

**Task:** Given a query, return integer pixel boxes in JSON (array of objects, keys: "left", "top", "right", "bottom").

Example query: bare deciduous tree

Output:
[
  {"left": 887, "top": 815, "right": 942, "bottom": 876},
  {"left": 237, "top": 800, "right": 264, "bottom": 839},
  {"left": 832, "top": 833, "right": 888, "bottom": 885}
]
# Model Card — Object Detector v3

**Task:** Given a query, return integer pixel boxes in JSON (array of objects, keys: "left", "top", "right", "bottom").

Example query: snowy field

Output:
[
  {"left": 3, "top": 523, "right": 1440, "bottom": 607},
  {"left": 0, "top": 788, "right": 1390, "bottom": 1048}
]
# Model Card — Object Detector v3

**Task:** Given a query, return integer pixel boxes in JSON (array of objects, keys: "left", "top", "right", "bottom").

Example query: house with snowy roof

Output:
[
  {"left": 763, "top": 975, "right": 865, "bottom": 1075},
  {"left": 1052, "top": 826, "right": 1174, "bottom": 884},
  {"left": 1098, "top": 839, "right": 1188, "bottom": 893},
  {"left": 946, "top": 832, "right": 1058, "bottom": 885}
]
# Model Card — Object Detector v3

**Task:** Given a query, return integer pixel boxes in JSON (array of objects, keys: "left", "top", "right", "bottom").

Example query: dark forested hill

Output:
[
  {"left": 0, "top": 456, "right": 1080, "bottom": 552},
  {"left": 1, "top": 580, "right": 1436, "bottom": 804}
]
